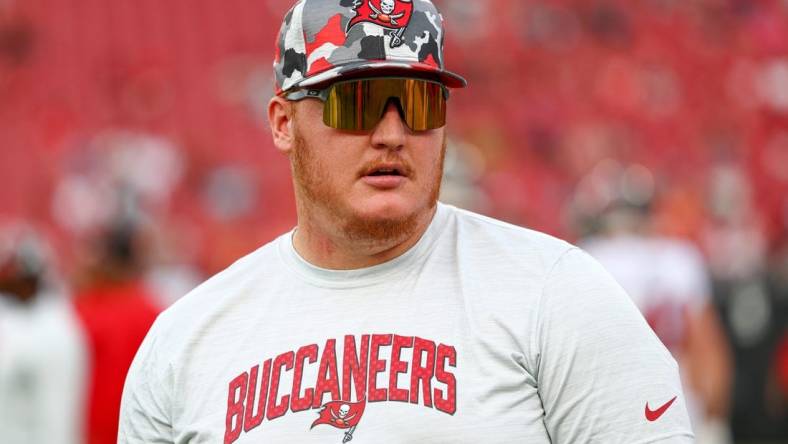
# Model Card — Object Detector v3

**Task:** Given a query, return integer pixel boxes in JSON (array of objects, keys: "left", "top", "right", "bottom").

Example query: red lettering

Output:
[
  {"left": 266, "top": 351, "right": 294, "bottom": 420},
  {"left": 243, "top": 360, "right": 271, "bottom": 432},
  {"left": 389, "top": 335, "right": 413, "bottom": 402},
  {"left": 291, "top": 344, "right": 318, "bottom": 412},
  {"left": 368, "top": 334, "right": 392, "bottom": 402},
  {"left": 313, "top": 339, "right": 340, "bottom": 407},
  {"left": 226, "top": 335, "right": 457, "bottom": 440},
  {"left": 434, "top": 344, "right": 457, "bottom": 415},
  {"left": 224, "top": 372, "right": 248, "bottom": 444},
  {"left": 342, "top": 335, "right": 369, "bottom": 402},
  {"left": 410, "top": 337, "right": 435, "bottom": 407}
]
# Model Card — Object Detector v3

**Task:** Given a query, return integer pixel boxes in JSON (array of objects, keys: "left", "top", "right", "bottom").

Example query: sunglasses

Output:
[{"left": 284, "top": 77, "right": 449, "bottom": 132}]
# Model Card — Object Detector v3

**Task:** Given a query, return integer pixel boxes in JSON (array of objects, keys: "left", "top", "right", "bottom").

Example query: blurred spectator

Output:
[
  {"left": 774, "top": 332, "right": 788, "bottom": 422},
  {"left": 46, "top": 127, "right": 186, "bottom": 444},
  {"left": 439, "top": 137, "right": 490, "bottom": 211},
  {"left": 578, "top": 161, "right": 733, "bottom": 444},
  {"left": 0, "top": 221, "right": 87, "bottom": 444},
  {"left": 700, "top": 157, "right": 788, "bottom": 440},
  {"left": 50, "top": 129, "right": 203, "bottom": 307},
  {"left": 773, "top": 243, "right": 788, "bottom": 408},
  {"left": 72, "top": 219, "right": 161, "bottom": 444}
]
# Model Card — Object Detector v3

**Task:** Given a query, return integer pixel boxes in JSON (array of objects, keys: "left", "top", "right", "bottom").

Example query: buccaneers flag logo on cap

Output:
[
  {"left": 311, "top": 398, "right": 366, "bottom": 442},
  {"left": 347, "top": 0, "right": 414, "bottom": 47}
]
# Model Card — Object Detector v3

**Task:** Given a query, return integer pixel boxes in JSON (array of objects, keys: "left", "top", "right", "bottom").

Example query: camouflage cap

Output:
[{"left": 273, "top": 0, "right": 467, "bottom": 95}]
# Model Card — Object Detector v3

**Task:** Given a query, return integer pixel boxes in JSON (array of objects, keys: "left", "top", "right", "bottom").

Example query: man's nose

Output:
[{"left": 370, "top": 101, "right": 407, "bottom": 150}]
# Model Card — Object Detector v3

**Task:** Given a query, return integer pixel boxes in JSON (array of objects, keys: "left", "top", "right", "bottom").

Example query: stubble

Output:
[{"left": 290, "top": 125, "right": 446, "bottom": 245}]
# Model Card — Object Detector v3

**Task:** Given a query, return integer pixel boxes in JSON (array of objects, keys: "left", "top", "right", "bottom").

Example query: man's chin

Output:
[
  {"left": 353, "top": 192, "right": 426, "bottom": 217},
  {"left": 340, "top": 203, "right": 422, "bottom": 244},
  {"left": 353, "top": 201, "right": 412, "bottom": 221}
]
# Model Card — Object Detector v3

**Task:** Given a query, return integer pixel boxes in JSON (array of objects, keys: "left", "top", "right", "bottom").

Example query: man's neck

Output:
[{"left": 292, "top": 205, "right": 437, "bottom": 270}]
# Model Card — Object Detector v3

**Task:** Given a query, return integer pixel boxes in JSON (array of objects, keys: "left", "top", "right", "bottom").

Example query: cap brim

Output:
[{"left": 294, "top": 60, "right": 467, "bottom": 91}]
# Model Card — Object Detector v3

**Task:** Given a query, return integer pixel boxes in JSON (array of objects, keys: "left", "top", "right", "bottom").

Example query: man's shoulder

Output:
[
  {"left": 150, "top": 235, "right": 286, "bottom": 339},
  {"left": 444, "top": 204, "right": 575, "bottom": 266},
  {"left": 121, "top": 235, "right": 292, "bottom": 384},
  {"left": 447, "top": 205, "right": 574, "bottom": 255}
]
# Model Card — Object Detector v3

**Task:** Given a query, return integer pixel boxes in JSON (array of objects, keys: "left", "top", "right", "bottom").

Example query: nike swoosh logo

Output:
[{"left": 645, "top": 396, "right": 677, "bottom": 421}]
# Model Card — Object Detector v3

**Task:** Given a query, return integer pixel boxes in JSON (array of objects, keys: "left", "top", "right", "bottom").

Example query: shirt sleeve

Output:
[
  {"left": 118, "top": 316, "right": 175, "bottom": 444},
  {"left": 534, "top": 248, "right": 694, "bottom": 443}
]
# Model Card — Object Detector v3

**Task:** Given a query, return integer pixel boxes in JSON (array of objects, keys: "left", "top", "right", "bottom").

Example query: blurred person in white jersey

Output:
[
  {"left": 579, "top": 162, "right": 733, "bottom": 444},
  {"left": 0, "top": 221, "right": 87, "bottom": 444},
  {"left": 120, "top": 1, "right": 694, "bottom": 442}
]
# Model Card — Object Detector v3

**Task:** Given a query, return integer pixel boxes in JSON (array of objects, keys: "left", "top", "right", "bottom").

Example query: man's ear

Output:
[{"left": 268, "top": 96, "right": 296, "bottom": 154}]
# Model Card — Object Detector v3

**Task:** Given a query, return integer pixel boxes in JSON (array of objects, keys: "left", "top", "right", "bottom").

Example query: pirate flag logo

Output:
[
  {"left": 311, "top": 397, "right": 367, "bottom": 443},
  {"left": 346, "top": 0, "right": 414, "bottom": 48}
]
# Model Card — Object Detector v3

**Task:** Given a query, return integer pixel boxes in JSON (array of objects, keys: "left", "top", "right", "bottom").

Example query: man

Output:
[
  {"left": 0, "top": 222, "right": 87, "bottom": 444},
  {"left": 74, "top": 220, "right": 162, "bottom": 444},
  {"left": 119, "top": 1, "right": 694, "bottom": 443}
]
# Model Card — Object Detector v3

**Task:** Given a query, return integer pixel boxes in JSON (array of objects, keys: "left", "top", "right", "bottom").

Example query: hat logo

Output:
[{"left": 346, "top": 0, "right": 414, "bottom": 48}]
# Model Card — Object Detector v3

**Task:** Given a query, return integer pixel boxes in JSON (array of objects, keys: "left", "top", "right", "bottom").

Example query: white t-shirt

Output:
[
  {"left": 119, "top": 204, "right": 693, "bottom": 444},
  {"left": 0, "top": 292, "right": 87, "bottom": 444}
]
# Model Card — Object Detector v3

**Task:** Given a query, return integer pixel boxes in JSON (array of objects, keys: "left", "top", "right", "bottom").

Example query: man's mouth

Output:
[
  {"left": 360, "top": 163, "right": 410, "bottom": 189},
  {"left": 362, "top": 164, "right": 409, "bottom": 178},
  {"left": 367, "top": 167, "right": 404, "bottom": 177}
]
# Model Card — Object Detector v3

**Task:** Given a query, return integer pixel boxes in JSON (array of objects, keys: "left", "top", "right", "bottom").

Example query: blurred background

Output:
[{"left": 0, "top": 0, "right": 786, "bottom": 443}]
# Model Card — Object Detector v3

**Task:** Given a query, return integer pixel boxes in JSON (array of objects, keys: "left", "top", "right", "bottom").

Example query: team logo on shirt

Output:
[
  {"left": 346, "top": 0, "right": 414, "bottom": 48},
  {"left": 311, "top": 397, "right": 366, "bottom": 442},
  {"left": 222, "top": 333, "right": 457, "bottom": 444}
]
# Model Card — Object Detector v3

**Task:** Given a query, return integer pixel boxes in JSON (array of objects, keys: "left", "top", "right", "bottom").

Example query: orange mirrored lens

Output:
[{"left": 323, "top": 78, "right": 446, "bottom": 131}]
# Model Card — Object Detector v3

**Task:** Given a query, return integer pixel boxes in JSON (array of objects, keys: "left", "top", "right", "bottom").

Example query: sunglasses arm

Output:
[{"left": 284, "top": 88, "right": 330, "bottom": 102}]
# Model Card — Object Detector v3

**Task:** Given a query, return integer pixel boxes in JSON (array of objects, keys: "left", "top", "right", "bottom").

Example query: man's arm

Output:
[
  {"left": 684, "top": 302, "right": 733, "bottom": 439},
  {"left": 118, "top": 318, "right": 174, "bottom": 444},
  {"left": 535, "top": 248, "right": 694, "bottom": 443}
]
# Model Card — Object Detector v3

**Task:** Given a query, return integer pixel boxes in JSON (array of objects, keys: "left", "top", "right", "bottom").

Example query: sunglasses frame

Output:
[{"left": 283, "top": 77, "right": 450, "bottom": 131}]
